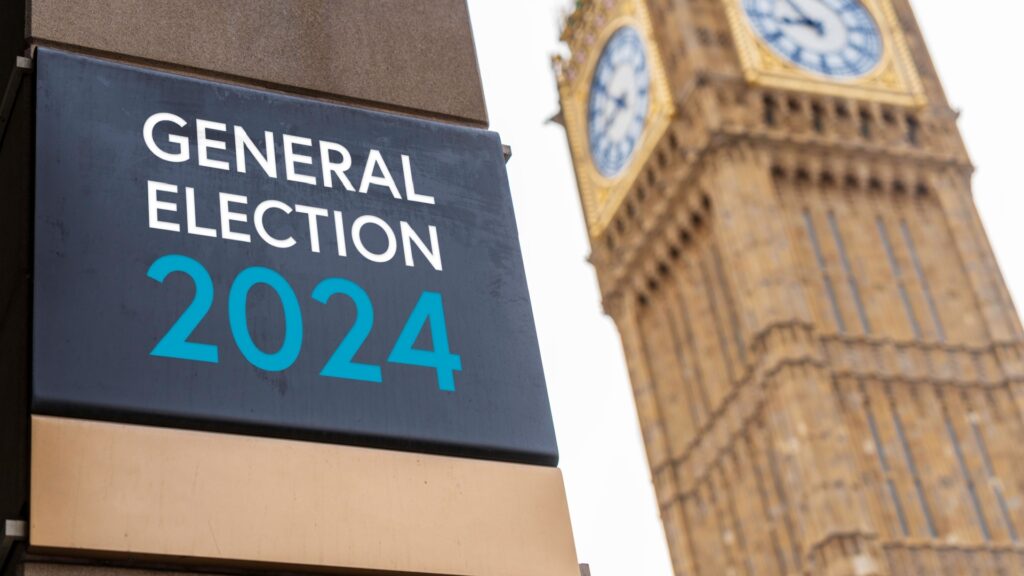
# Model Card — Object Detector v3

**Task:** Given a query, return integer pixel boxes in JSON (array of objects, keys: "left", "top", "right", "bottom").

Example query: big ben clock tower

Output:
[{"left": 556, "top": 1, "right": 1024, "bottom": 575}]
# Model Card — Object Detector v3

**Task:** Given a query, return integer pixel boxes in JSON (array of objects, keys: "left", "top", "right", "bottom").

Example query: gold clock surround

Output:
[
  {"left": 723, "top": 0, "right": 926, "bottom": 106},
  {"left": 558, "top": 0, "right": 675, "bottom": 239}
]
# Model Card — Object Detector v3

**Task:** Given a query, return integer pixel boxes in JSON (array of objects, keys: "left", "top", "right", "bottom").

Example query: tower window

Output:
[
  {"left": 811, "top": 102, "right": 825, "bottom": 134},
  {"left": 859, "top": 110, "right": 872, "bottom": 139},
  {"left": 906, "top": 115, "right": 920, "bottom": 146},
  {"left": 802, "top": 209, "right": 844, "bottom": 333},
  {"left": 888, "top": 390, "right": 939, "bottom": 538},
  {"left": 829, "top": 211, "right": 871, "bottom": 333},
  {"left": 861, "top": 384, "right": 910, "bottom": 536},
  {"left": 969, "top": 403, "right": 1018, "bottom": 542},
  {"left": 763, "top": 95, "right": 777, "bottom": 126},
  {"left": 939, "top": 393, "right": 992, "bottom": 541}
]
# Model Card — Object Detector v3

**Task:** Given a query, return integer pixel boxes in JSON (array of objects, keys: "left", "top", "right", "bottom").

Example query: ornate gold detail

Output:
[
  {"left": 722, "top": 0, "right": 926, "bottom": 106},
  {"left": 557, "top": 0, "right": 675, "bottom": 238}
]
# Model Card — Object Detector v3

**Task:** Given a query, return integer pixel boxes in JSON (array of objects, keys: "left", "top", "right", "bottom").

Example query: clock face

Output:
[
  {"left": 587, "top": 26, "right": 650, "bottom": 178},
  {"left": 743, "top": 0, "right": 883, "bottom": 78}
]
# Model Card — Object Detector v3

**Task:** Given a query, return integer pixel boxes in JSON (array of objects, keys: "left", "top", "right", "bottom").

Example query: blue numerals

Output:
[
  {"left": 229, "top": 267, "right": 303, "bottom": 372},
  {"left": 312, "top": 278, "right": 381, "bottom": 383},
  {"left": 389, "top": 292, "right": 462, "bottom": 392},
  {"left": 147, "top": 254, "right": 462, "bottom": 392},
  {"left": 147, "top": 254, "right": 219, "bottom": 363}
]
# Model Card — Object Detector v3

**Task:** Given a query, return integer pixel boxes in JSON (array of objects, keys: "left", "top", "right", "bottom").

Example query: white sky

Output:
[{"left": 466, "top": 1, "right": 1024, "bottom": 574}]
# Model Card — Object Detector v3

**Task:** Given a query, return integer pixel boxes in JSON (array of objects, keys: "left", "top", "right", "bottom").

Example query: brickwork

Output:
[{"left": 557, "top": 0, "right": 1024, "bottom": 574}]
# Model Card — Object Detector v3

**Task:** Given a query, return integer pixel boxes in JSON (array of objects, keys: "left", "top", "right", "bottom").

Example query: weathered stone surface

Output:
[{"left": 28, "top": 0, "right": 488, "bottom": 125}]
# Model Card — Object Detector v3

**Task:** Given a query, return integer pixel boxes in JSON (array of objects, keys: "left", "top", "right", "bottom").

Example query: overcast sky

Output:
[{"left": 466, "top": 1, "right": 1024, "bottom": 573}]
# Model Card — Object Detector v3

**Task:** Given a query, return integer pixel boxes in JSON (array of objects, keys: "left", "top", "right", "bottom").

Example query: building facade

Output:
[{"left": 555, "top": 0, "right": 1024, "bottom": 574}]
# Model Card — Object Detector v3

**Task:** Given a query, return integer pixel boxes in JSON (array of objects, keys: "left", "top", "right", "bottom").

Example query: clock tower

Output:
[{"left": 555, "top": 1, "right": 1024, "bottom": 575}]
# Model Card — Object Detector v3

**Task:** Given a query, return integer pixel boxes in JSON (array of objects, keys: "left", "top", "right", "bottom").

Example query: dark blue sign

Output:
[{"left": 33, "top": 49, "right": 558, "bottom": 466}]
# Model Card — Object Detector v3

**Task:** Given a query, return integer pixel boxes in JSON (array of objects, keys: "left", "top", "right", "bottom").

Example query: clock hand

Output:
[
  {"left": 780, "top": 15, "right": 824, "bottom": 35},
  {"left": 782, "top": 0, "right": 824, "bottom": 35},
  {"left": 600, "top": 95, "right": 624, "bottom": 125},
  {"left": 783, "top": 0, "right": 812, "bottom": 20}
]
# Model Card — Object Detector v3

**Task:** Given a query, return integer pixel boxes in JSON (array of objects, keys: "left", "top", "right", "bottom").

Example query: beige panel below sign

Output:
[{"left": 30, "top": 416, "right": 579, "bottom": 576}]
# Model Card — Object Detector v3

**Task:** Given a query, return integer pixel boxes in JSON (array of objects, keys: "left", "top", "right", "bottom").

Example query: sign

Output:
[{"left": 33, "top": 49, "right": 558, "bottom": 466}]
